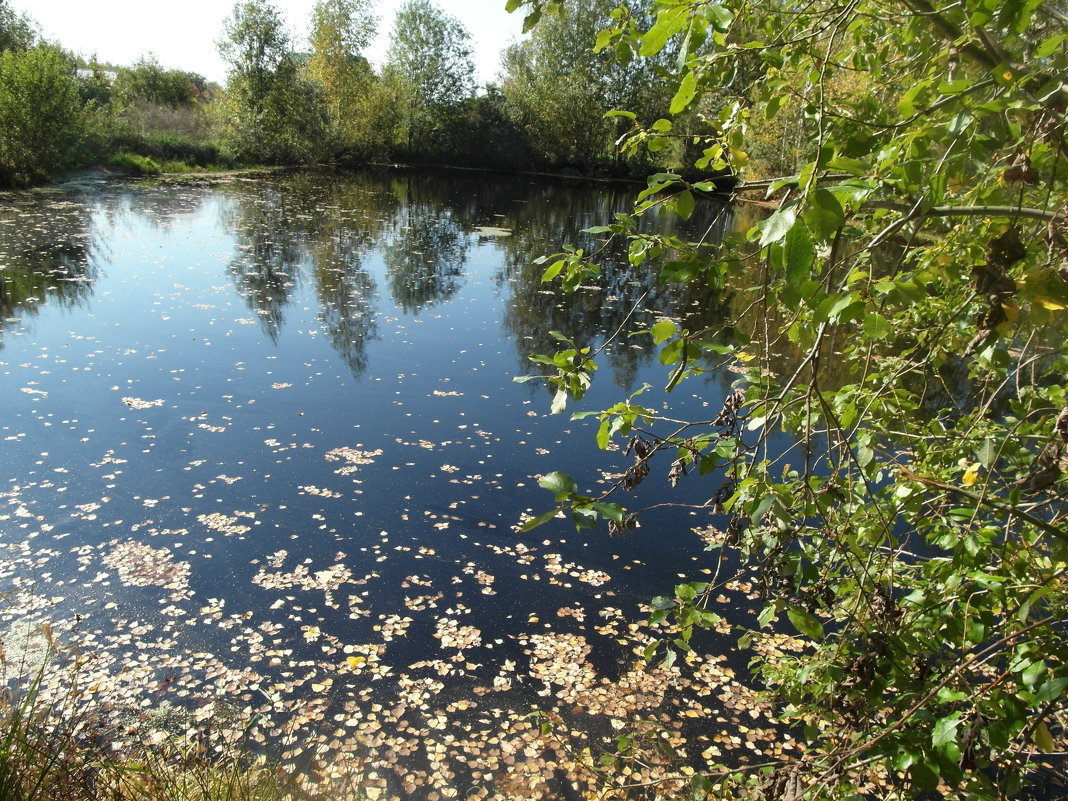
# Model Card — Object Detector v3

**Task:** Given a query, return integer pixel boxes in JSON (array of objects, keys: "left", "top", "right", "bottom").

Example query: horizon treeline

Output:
[{"left": 0, "top": 0, "right": 757, "bottom": 188}]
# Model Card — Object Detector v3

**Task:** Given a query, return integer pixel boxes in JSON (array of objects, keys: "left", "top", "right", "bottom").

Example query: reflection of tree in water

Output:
[
  {"left": 0, "top": 196, "right": 102, "bottom": 347},
  {"left": 222, "top": 173, "right": 389, "bottom": 377},
  {"left": 308, "top": 198, "right": 384, "bottom": 378},
  {"left": 492, "top": 183, "right": 737, "bottom": 392},
  {"left": 224, "top": 184, "right": 308, "bottom": 341},
  {"left": 382, "top": 175, "right": 469, "bottom": 314}
]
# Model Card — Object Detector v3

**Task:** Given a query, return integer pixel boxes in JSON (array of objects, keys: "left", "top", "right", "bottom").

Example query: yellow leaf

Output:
[
  {"left": 311, "top": 682, "right": 327, "bottom": 693},
  {"left": 1036, "top": 296, "right": 1067, "bottom": 311},
  {"left": 995, "top": 302, "right": 1019, "bottom": 332},
  {"left": 962, "top": 462, "right": 982, "bottom": 486},
  {"left": 1034, "top": 721, "right": 1055, "bottom": 752},
  {"left": 345, "top": 656, "right": 366, "bottom": 669}
]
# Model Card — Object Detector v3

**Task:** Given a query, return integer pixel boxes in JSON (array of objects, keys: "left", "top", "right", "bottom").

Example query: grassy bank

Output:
[{"left": 0, "top": 627, "right": 311, "bottom": 801}]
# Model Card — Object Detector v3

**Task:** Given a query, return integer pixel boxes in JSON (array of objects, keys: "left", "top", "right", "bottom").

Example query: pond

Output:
[{"left": 0, "top": 169, "right": 792, "bottom": 798}]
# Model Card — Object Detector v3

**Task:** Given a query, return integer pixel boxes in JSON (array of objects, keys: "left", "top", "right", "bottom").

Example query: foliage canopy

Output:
[
  {"left": 0, "top": 44, "right": 84, "bottom": 186},
  {"left": 306, "top": 0, "right": 378, "bottom": 156},
  {"left": 218, "top": 0, "right": 326, "bottom": 164},
  {"left": 510, "top": 0, "right": 1068, "bottom": 797},
  {"left": 384, "top": 0, "right": 476, "bottom": 156}
]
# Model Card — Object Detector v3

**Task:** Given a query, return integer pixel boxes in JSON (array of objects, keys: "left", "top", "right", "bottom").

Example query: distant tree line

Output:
[
  {"left": 214, "top": 0, "right": 692, "bottom": 174},
  {"left": 0, "top": 0, "right": 736, "bottom": 187}
]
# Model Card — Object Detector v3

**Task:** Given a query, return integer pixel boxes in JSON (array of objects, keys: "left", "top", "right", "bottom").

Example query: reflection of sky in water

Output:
[{"left": 0, "top": 172, "right": 794, "bottom": 797}]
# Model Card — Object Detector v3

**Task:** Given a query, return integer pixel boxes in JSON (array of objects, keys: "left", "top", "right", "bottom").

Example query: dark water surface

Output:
[{"left": 0, "top": 170, "right": 786, "bottom": 797}]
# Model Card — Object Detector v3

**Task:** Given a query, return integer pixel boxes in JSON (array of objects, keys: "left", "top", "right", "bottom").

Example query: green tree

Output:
[
  {"left": 0, "top": 44, "right": 84, "bottom": 186},
  {"left": 512, "top": 0, "right": 1068, "bottom": 797},
  {"left": 0, "top": 0, "right": 35, "bottom": 53},
  {"left": 383, "top": 0, "right": 475, "bottom": 157},
  {"left": 114, "top": 55, "right": 207, "bottom": 107},
  {"left": 501, "top": 0, "right": 674, "bottom": 172},
  {"left": 306, "top": 0, "right": 377, "bottom": 158},
  {"left": 219, "top": 0, "right": 325, "bottom": 164}
]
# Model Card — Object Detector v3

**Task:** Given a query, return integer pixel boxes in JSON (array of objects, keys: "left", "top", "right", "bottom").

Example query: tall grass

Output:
[{"left": 0, "top": 624, "right": 310, "bottom": 801}]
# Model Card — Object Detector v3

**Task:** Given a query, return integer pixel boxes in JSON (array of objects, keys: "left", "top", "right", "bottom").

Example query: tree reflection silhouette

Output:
[
  {"left": 490, "top": 182, "right": 737, "bottom": 392},
  {"left": 381, "top": 175, "right": 470, "bottom": 315},
  {"left": 0, "top": 197, "right": 101, "bottom": 347}
]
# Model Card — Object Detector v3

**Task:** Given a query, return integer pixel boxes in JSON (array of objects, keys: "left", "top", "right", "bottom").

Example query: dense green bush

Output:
[{"left": 0, "top": 45, "right": 84, "bottom": 187}]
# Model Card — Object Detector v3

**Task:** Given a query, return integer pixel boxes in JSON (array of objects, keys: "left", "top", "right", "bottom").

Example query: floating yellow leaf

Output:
[{"left": 346, "top": 656, "right": 366, "bottom": 669}]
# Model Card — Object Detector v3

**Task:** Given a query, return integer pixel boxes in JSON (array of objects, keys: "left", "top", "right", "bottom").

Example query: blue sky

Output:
[{"left": 16, "top": 0, "right": 527, "bottom": 86}]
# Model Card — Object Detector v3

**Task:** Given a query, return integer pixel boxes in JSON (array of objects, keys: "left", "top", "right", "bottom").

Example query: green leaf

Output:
[
  {"left": 571, "top": 507, "right": 598, "bottom": 529},
  {"left": 804, "top": 189, "right": 845, "bottom": 241},
  {"left": 909, "top": 759, "right": 940, "bottom": 791},
  {"left": 977, "top": 438, "right": 998, "bottom": 468},
  {"left": 757, "top": 603, "right": 776, "bottom": 627},
  {"left": 862, "top": 312, "right": 891, "bottom": 339},
  {"left": 1021, "top": 659, "right": 1046, "bottom": 689},
  {"left": 521, "top": 7, "right": 541, "bottom": 33},
  {"left": 1035, "top": 676, "right": 1068, "bottom": 704},
  {"left": 893, "top": 749, "right": 916, "bottom": 771},
  {"left": 827, "top": 156, "right": 867, "bottom": 175},
  {"left": 1036, "top": 33, "right": 1066, "bottom": 58},
  {"left": 674, "top": 190, "right": 695, "bottom": 220},
  {"left": 538, "top": 471, "right": 577, "bottom": 496},
  {"left": 786, "top": 607, "right": 824, "bottom": 639},
  {"left": 757, "top": 205, "right": 797, "bottom": 248},
  {"left": 706, "top": 3, "right": 733, "bottom": 31},
  {"left": 590, "top": 501, "right": 624, "bottom": 522},
  {"left": 932, "top": 713, "right": 961, "bottom": 747},
  {"left": 540, "top": 259, "right": 565, "bottom": 282},
  {"left": 662, "top": 647, "right": 677, "bottom": 669},
  {"left": 641, "top": 6, "right": 688, "bottom": 57},
  {"left": 669, "top": 70, "right": 698, "bottom": 114},
  {"left": 676, "top": 583, "right": 696, "bottom": 602},
  {"left": 815, "top": 291, "right": 860, "bottom": 323},
  {"left": 594, "top": 28, "right": 614, "bottom": 53},
  {"left": 651, "top": 319, "right": 677, "bottom": 344},
  {"left": 596, "top": 418, "right": 612, "bottom": 450},
  {"left": 519, "top": 509, "right": 558, "bottom": 531},
  {"left": 781, "top": 220, "right": 814, "bottom": 282}
]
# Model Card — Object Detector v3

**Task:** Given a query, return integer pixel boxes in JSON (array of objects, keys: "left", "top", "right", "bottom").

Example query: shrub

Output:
[{"left": 0, "top": 45, "right": 85, "bottom": 186}]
